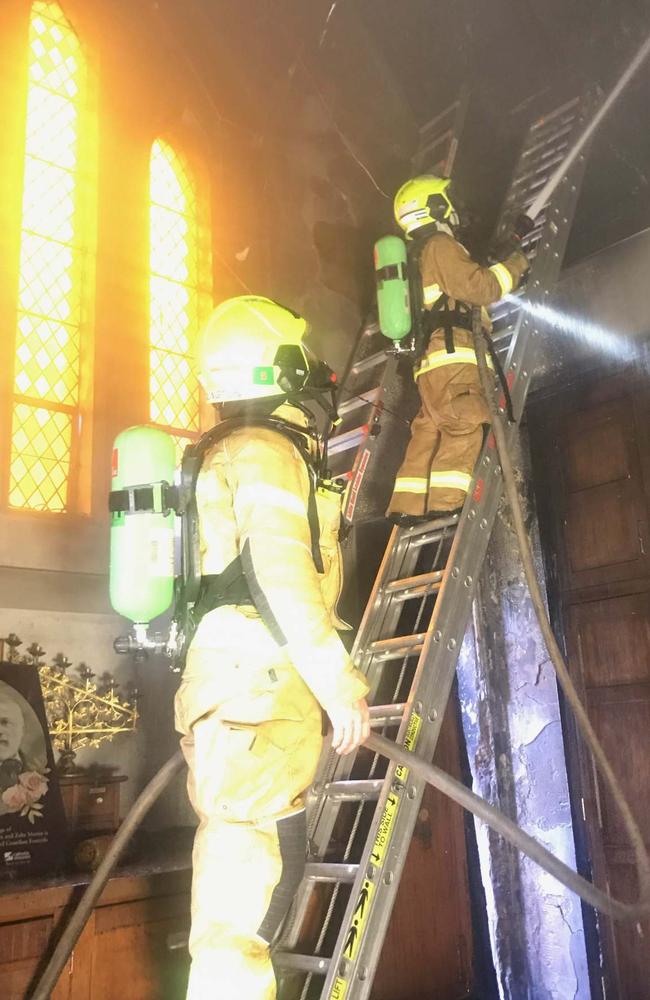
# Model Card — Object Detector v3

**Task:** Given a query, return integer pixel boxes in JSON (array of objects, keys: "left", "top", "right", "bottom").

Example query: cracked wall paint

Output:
[{"left": 457, "top": 428, "right": 590, "bottom": 999}]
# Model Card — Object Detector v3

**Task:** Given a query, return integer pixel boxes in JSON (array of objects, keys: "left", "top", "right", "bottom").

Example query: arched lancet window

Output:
[
  {"left": 149, "top": 139, "right": 211, "bottom": 455},
  {"left": 9, "top": 0, "right": 93, "bottom": 512}
]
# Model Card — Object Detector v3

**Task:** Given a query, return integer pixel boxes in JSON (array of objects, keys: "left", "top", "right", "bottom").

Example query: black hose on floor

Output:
[{"left": 30, "top": 752, "right": 185, "bottom": 1000}]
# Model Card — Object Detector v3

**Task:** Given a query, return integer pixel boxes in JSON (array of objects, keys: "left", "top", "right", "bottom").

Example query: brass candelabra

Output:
[{"left": 1, "top": 633, "right": 138, "bottom": 773}]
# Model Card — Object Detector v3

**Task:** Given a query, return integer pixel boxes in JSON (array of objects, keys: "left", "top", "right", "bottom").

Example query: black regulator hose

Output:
[{"left": 31, "top": 752, "right": 184, "bottom": 1000}]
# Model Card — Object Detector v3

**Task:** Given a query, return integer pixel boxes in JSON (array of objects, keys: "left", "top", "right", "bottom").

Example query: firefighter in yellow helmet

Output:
[
  {"left": 174, "top": 295, "right": 370, "bottom": 1000},
  {"left": 386, "top": 175, "right": 529, "bottom": 521}
]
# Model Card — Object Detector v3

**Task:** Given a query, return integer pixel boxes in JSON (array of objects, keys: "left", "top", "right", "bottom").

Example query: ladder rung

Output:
[
  {"left": 273, "top": 952, "right": 331, "bottom": 974},
  {"left": 383, "top": 569, "right": 444, "bottom": 600},
  {"left": 305, "top": 862, "right": 359, "bottom": 883},
  {"left": 406, "top": 517, "right": 460, "bottom": 546},
  {"left": 530, "top": 95, "right": 580, "bottom": 131},
  {"left": 369, "top": 702, "right": 407, "bottom": 723},
  {"left": 368, "top": 633, "right": 426, "bottom": 660},
  {"left": 337, "top": 386, "right": 379, "bottom": 416},
  {"left": 323, "top": 778, "right": 384, "bottom": 802},
  {"left": 351, "top": 350, "right": 388, "bottom": 375},
  {"left": 522, "top": 127, "right": 572, "bottom": 164},
  {"left": 328, "top": 426, "right": 368, "bottom": 455}
]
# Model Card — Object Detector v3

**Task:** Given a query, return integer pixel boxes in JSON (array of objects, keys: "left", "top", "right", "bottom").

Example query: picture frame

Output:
[{"left": 0, "top": 660, "right": 67, "bottom": 879}]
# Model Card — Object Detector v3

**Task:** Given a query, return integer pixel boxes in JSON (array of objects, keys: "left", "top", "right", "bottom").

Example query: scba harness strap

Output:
[
  {"left": 424, "top": 293, "right": 473, "bottom": 354},
  {"left": 179, "top": 414, "right": 326, "bottom": 625}
]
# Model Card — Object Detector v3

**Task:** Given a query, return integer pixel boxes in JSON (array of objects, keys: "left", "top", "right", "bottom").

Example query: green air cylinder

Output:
[
  {"left": 109, "top": 425, "right": 177, "bottom": 624},
  {"left": 374, "top": 234, "right": 411, "bottom": 341}
]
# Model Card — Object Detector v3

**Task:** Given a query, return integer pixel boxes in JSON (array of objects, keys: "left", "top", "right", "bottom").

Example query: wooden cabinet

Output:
[
  {"left": 0, "top": 863, "right": 191, "bottom": 999},
  {"left": 59, "top": 774, "right": 127, "bottom": 836}
]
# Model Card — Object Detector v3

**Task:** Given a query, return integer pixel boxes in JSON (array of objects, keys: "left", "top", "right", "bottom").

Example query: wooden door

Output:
[{"left": 529, "top": 369, "right": 650, "bottom": 999}]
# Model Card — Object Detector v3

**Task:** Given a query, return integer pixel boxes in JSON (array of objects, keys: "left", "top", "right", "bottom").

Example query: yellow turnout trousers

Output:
[
  {"left": 175, "top": 607, "right": 324, "bottom": 1000},
  {"left": 387, "top": 327, "right": 491, "bottom": 516}
]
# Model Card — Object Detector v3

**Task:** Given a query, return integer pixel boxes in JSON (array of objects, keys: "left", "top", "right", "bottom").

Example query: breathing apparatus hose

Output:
[{"left": 31, "top": 752, "right": 184, "bottom": 1000}]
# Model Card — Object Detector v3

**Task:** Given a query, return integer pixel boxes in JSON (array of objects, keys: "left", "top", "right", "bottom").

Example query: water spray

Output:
[{"left": 506, "top": 294, "right": 638, "bottom": 361}]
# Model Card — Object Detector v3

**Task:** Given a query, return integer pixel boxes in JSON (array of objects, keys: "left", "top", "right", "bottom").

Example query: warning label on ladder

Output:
[
  {"left": 395, "top": 711, "right": 422, "bottom": 782},
  {"left": 343, "top": 878, "right": 375, "bottom": 961},
  {"left": 370, "top": 791, "right": 399, "bottom": 866},
  {"left": 329, "top": 978, "right": 348, "bottom": 999},
  {"left": 329, "top": 711, "right": 425, "bottom": 994}
]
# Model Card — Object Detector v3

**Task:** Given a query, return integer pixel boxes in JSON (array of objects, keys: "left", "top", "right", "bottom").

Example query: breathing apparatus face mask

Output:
[
  {"left": 275, "top": 343, "right": 340, "bottom": 427},
  {"left": 215, "top": 344, "right": 338, "bottom": 424},
  {"left": 270, "top": 343, "right": 336, "bottom": 396},
  {"left": 429, "top": 183, "right": 461, "bottom": 232}
]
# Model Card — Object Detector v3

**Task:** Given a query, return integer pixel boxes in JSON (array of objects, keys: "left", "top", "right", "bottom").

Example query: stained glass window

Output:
[
  {"left": 9, "top": 1, "right": 89, "bottom": 512},
  {"left": 149, "top": 140, "right": 205, "bottom": 454}
]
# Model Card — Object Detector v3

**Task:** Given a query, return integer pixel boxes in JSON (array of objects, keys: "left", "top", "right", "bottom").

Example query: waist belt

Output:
[
  {"left": 192, "top": 557, "right": 252, "bottom": 626},
  {"left": 424, "top": 295, "right": 473, "bottom": 355}
]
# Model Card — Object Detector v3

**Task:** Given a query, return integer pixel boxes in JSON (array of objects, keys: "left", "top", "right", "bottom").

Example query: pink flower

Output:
[
  {"left": 19, "top": 771, "right": 48, "bottom": 800},
  {"left": 2, "top": 784, "right": 29, "bottom": 810}
]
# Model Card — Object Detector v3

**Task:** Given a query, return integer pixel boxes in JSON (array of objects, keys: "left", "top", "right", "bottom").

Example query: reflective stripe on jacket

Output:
[{"left": 414, "top": 346, "right": 495, "bottom": 379}]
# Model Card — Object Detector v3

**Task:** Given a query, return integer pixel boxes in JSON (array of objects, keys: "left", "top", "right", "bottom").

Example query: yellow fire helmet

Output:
[
  {"left": 394, "top": 175, "right": 458, "bottom": 238},
  {"left": 196, "top": 295, "right": 312, "bottom": 404}
]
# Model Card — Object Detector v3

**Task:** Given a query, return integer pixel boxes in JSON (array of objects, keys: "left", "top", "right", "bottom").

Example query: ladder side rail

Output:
[
  {"left": 304, "top": 526, "right": 453, "bottom": 855},
  {"left": 284, "top": 525, "right": 458, "bottom": 959},
  {"left": 320, "top": 95, "right": 596, "bottom": 1000}
]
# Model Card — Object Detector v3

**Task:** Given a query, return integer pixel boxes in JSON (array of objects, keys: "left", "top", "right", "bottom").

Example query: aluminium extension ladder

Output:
[{"left": 274, "top": 90, "right": 597, "bottom": 1000}]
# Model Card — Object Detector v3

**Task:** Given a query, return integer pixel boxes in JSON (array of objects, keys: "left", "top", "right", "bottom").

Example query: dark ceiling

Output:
[
  {"left": 353, "top": 0, "right": 650, "bottom": 262},
  {"left": 165, "top": 0, "right": 650, "bottom": 266}
]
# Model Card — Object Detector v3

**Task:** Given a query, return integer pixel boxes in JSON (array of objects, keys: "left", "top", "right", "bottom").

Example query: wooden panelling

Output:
[
  {"left": 570, "top": 592, "right": 650, "bottom": 688},
  {"left": 607, "top": 863, "right": 650, "bottom": 1000},
  {"left": 0, "top": 868, "right": 191, "bottom": 999},
  {"left": 91, "top": 896, "right": 189, "bottom": 1000},
  {"left": 0, "top": 916, "right": 56, "bottom": 1000},
  {"left": 565, "top": 479, "right": 646, "bottom": 577},
  {"left": 586, "top": 685, "right": 650, "bottom": 848},
  {"left": 564, "top": 399, "right": 634, "bottom": 492},
  {"left": 529, "top": 368, "right": 650, "bottom": 999}
]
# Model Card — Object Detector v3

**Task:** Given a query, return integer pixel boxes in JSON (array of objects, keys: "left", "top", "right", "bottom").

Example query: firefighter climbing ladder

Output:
[
  {"left": 275, "top": 91, "right": 596, "bottom": 1000},
  {"left": 327, "top": 93, "right": 468, "bottom": 523}
]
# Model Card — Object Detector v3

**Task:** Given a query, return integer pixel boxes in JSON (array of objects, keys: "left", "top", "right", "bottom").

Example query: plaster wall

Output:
[{"left": 457, "top": 431, "right": 590, "bottom": 1000}]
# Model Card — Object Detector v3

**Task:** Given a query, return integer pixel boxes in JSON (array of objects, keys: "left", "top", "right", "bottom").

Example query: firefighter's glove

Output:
[
  {"left": 488, "top": 231, "right": 520, "bottom": 261},
  {"left": 507, "top": 247, "right": 530, "bottom": 279},
  {"left": 327, "top": 697, "right": 371, "bottom": 755},
  {"left": 513, "top": 211, "right": 535, "bottom": 241}
]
